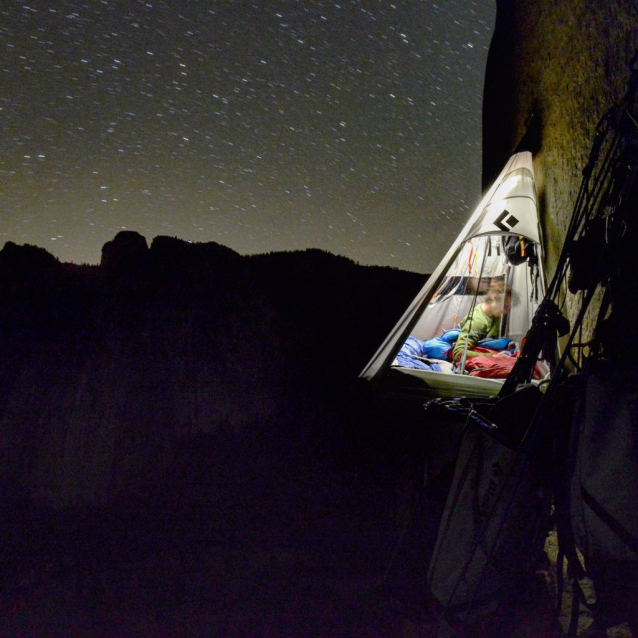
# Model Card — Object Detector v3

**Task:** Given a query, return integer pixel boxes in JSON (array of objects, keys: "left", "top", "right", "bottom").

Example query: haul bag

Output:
[
  {"left": 568, "top": 359, "right": 638, "bottom": 626},
  {"left": 426, "top": 409, "right": 551, "bottom": 632},
  {"left": 570, "top": 359, "right": 638, "bottom": 562}
]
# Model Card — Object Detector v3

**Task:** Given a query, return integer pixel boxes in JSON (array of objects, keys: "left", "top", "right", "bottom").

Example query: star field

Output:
[{"left": 1, "top": 1, "right": 494, "bottom": 273}]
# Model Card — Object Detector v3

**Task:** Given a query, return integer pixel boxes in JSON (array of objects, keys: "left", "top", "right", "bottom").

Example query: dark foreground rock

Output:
[{"left": 0, "top": 235, "right": 422, "bottom": 637}]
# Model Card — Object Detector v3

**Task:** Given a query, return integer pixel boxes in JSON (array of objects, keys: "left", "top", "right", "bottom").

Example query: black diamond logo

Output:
[{"left": 494, "top": 209, "right": 520, "bottom": 231}]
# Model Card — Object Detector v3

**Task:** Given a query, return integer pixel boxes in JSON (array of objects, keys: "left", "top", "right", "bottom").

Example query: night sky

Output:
[{"left": 1, "top": 1, "right": 494, "bottom": 273}]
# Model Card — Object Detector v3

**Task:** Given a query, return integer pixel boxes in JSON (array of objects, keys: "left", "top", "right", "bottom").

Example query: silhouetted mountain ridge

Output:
[
  {"left": 0, "top": 233, "right": 424, "bottom": 512},
  {"left": 0, "top": 233, "right": 425, "bottom": 635}
]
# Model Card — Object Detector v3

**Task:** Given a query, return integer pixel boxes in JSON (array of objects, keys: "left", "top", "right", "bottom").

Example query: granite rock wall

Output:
[{"left": 483, "top": 0, "right": 638, "bottom": 305}]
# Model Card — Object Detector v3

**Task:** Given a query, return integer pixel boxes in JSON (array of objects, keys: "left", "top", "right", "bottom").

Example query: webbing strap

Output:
[
  {"left": 567, "top": 579, "right": 582, "bottom": 638},
  {"left": 580, "top": 483, "right": 638, "bottom": 554},
  {"left": 555, "top": 549, "right": 566, "bottom": 614}
]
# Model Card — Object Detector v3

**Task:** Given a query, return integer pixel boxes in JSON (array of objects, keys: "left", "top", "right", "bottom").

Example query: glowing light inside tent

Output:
[{"left": 497, "top": 173, "right": 523, "bottom": 199}]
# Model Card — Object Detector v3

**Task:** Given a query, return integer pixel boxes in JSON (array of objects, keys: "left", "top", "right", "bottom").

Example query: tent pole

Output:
[
  {"left": 459, "top": 235, "right": 491, "bottom": 374},
  {"left": 500, "top": 261, "right": 512, "bottom": 338}
]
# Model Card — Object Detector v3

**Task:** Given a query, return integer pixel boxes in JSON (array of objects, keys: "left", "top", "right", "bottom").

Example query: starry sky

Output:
[{"left": 1, "top": 1, "right": 494, "bottom": 273}]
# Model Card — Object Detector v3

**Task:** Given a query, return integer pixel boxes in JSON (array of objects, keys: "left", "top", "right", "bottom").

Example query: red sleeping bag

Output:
[{"left": 464, "top": 354, "right": 518, "bottom": 379}]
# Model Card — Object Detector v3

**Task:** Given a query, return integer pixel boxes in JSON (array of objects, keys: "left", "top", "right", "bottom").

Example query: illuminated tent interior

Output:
[{"left": 360, "top": 151, "right": 547, "bottom": 399}]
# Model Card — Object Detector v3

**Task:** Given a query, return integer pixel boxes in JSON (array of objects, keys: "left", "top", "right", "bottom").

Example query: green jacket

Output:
[{"left": 453, "top": 304, "right": 500, "bottom": 362}]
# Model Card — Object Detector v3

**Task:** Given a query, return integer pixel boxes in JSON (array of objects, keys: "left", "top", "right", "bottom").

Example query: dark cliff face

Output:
[
  {"left": 482, "top": 0, "right": 638, "bottom": 342},
  {"left": 483, "top": 0, "right": 638, "bottom": 276},
  {"left": 0, "top": 235, "right": 427, "bottom": 635},
  {"left": 0, "top": 235, "right": 423, "bottom": 510}
]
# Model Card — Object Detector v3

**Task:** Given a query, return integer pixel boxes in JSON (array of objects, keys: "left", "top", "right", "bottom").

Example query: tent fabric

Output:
[{"left": 360, "top": 151, "right": 545, "bottom": 389}]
